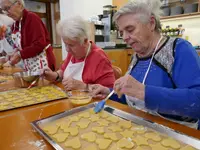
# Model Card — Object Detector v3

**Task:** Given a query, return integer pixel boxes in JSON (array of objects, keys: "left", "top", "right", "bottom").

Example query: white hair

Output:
[
  {"left": 56, "top": 16, "right": 90, "bottom": 44},
  {"left": 113, "top": 0, "right": 162, "bottom": 32},
  {"left": 1, "top": 0, "right": 25, "bottom": 7}
]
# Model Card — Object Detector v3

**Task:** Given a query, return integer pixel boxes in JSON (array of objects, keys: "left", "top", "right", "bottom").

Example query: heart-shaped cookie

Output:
[
  {"left": 104, "top": 133, "right": 119, "bottom": 141},
  {"left": 96, "top": 138, "right": 112, "bottom": 149},
  {"left": 106, "top": 116, "right": 119, "bottom": 123},
  {"left": 132, "top": 136, "right": 149, "bottom": 146},
  {"left": 161, "top": 138, "right": 181, "bottom": 149},
  {"left": 117, "top": 138, "right": 134, "bottom": 149},
  {"left": 120, "top": 129, "right": 134, "bottom": 138},
  {"left": 89, "top": 115, "right": 100, "bottom": 122},
  {"left": 56, "top": 120, "right": 71, "bottom": 129},
  {"left": 65, "top": 137, "right": 81, "bottom": 149},
  {"left": 144, "top": 132, "right": 162, "bottom": 142},
  {"left": 83, "top": 145, "right": 97, "bottom": 150},
  {"left": 52, "top": 133, "right": 69, "bottom": 142},
  {"left": 131, "top": 125, "right": 147, "bottom": 134},
  {"left": 76, "top": 121, "right": 90, "bottom": 129},
  {"left": 79, "top": 112, "right": 90, "bottom": 118},
  {"left": 97, "top": 119, "right": 109, "bottom": 126},
  {"left": 108, "top": 125, "right": 123, "bottom": 132},
  {"left": 92, "top": 126, "right": 105, "bottom": 134},
  {"left": 118, "top": 120, "right": 132, "bottom": 129},
  {"left": 81, "top": 132, "right": 96, "bottom": 142},
  {"left": 110, "top": 144, "right": 123, "bottom": 150},
  {"left": 43, "top": 125, "right": 59, "bottom": 135},
  {"left": 63, "top": 127, "right": 79, "bottom": 136}
]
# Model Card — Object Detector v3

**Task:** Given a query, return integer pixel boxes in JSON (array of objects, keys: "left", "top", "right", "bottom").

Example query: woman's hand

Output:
[
  {"left": 43, "top": 68, "right": 57, "bottom": 81},
  {"left": 88, "top": 84, "right": 110, "bottom": 99},
  {"left": 10, "top": 51, "right": 21, "bottom": 65},
  {"left": 114, "top": 74, "right": 145, "bottom": 100},
  {"left": 62, "top": 77, "right": 87, "bottom": 91}
]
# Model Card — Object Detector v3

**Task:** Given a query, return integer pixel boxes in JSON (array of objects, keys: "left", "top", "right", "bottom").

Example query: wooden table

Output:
[{"left": 0, "top": 67, "right": 200, "bottom": 150}]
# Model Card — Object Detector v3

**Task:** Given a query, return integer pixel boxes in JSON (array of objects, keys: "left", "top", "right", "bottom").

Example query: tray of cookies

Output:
[
  {"left": 31, "top": 103, "right": 200, "bottom": 150},
  {"left": 0, "top": 85, "right": 67, "bottom": 111}
]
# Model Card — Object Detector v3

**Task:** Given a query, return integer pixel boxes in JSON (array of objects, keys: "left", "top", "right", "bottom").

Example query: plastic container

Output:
[{"left": 67, "top": 90, "right": 92, "bottom": 106}]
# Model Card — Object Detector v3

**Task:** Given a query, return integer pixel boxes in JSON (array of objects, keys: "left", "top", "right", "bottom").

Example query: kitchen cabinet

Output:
[
  {"left": 104, "top": 49, "right": 133, "bottom": 75},
  {"left": 53, "top": 47, "right": 63, "bottom": 70},
  {"left": 113, "top": 0, "right": 128, "bottom": 10}
]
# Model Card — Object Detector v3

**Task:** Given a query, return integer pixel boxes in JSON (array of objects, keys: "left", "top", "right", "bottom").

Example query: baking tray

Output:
[
  {"left": 31, "top": 103, "right": 200, "bottom": 150},
  {"left": 0, "top": 85, "right": 68, "bottom": 112}
]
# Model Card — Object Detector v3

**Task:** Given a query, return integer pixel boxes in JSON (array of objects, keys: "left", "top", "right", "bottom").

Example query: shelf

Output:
[
  {"left": 95, "top": 24, "right": 104, "bottom": 29},
  {"left": 161, "top": 12, "right": 200, "bottom": 20}
]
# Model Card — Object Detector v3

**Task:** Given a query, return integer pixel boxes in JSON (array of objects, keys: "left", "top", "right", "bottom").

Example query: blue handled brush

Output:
[{"left": 94, "top": 90, "right": 115, "bottom": 113}]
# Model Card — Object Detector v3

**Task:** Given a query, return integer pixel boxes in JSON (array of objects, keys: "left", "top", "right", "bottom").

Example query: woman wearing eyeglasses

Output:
[{"left": 0, "top": 0, "right": 56, "bottom": 72}]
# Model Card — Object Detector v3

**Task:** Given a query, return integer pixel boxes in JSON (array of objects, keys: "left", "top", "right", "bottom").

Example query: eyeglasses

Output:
[{"left": 1, "top": 1, "right": 17, "bottom": 14}]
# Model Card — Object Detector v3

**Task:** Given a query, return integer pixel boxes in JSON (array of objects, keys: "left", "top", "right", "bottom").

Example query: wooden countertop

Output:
[{"left": 0, "top": 67, "right": 200, "bottom": 150}]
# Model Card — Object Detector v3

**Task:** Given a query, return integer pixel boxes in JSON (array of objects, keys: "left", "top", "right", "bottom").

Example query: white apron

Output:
[
  {"left": 11, "top": 18, "right": 48, "bottom": 72},
  {"left": 125, "top": 36, "right": 198, "bottom": 129},
  {"left": 63, "top": 42, "right": 91, "bottom": 81}
]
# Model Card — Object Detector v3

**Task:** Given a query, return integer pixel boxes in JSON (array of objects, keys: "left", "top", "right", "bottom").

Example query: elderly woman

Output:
[
  {"left": 44, "top": 16, "right": 115, "bottom": 90},
  {"left": 90, "top": 0, "right": 200, "bottom": 129},
  {"left": 0, "top": 0, "right": 56, "bottom": 71}
]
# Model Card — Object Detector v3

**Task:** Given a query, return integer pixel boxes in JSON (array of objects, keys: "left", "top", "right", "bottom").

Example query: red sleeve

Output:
[
  {"left": 93, "top": 58, "right": 115, "bottom": 88},
  {"left": 20, "top": 13, "right": 49, "bottom": 59}
]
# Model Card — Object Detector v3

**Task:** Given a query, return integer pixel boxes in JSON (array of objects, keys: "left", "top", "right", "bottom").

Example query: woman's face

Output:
[
  {"left": 64, "top": 38, "right": 87, "bottom": 59},
  {"left": 1, "top": 0, "right": 23, "bottom": 21},
  {"left": 117, "top": 13, "right": 154, "bottom": 55}
]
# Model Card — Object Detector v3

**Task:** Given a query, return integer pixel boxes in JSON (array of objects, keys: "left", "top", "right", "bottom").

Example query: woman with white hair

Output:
[
  {"left": 90, "top": 0, "right": 200, "bottom": 129},
  {"left": 0, "top": 0, "right": 56, "bottom": 71},
  {"left": 43, "top": 16, "right": 115, "bottom": 90}
]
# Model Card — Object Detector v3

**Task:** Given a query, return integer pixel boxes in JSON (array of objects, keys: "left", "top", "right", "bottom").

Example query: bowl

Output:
[
  {"left": 12, "top": 71, "right": 40, "bottom": 88},
  {"left": 67, "top": 90, "right": 92, "bottom": 106}
]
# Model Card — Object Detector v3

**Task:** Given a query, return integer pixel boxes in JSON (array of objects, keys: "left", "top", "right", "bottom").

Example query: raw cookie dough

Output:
[
  {"left": 92, "top": 126, "right": 105, "bottom": 134},
  {"left": 132, "top": 136, "right": 149, "bottom": 146},
  {"left": 106, "top": 115, "right": 119, "bottom": 123},
  {"left": 99, "top": 111, "right": 109, "bottom": 118},
  {"left": 118, "top": 120, "right": 132, "bottom": 129},
  {"left": 65, "top": 137, "right": 81, "bottom": 149},
  {"left": 161, "top": 138, "right": 181, "bottom": 149},
  {"left": 96, "top": 138, "right": 112, "bottom": 150},
  {"left": 144, "top": 132, "right": 162, "bottom": 142},
  {"left": 63, "top": 127, "right": 79, "bottom": 136},
  {"left": 81, "top": 132, "right": 96, "bottom": 142},
  {"left": 117, "top": 138, "right": 134, "bottom": 149},
  {"left": 76, "top": 121, "right": 90, "bottom": 129},
  {"left": 89, "top": 115, "right": 100, "bottom": 122},
  {"left": 131, "top": 125, "right": 147, "bottom": 134},
  {"left": 120, "top": 129, "right": 134, "bottom": 138},
  {"left": 69, "top": 116, "right": 80, "bottom": 122},
  {"left": 110, "top": 144, "right": 124, "bottom": 150},
  {"left": 150, "top": 143, "right": 168, "bottom": 150},
  {"left": 79, "top": 112, "right": 90, "bottom": 118},
  {"left": 52, "top": 133, "right": 69, "bottom": 142},
  {"left": 180, "top": 145, "right": 196, "bottom": 150},
  {"left": 97, "top": 119, "right": 109, "bottom": 126},
  {"left": 108, "top": 125, "right": 123, "bottom": 132},
  {"left": 104, "top": 132, "right": 119, "bottom": 141},
  {"left": 43, "top": 125, "right": 59, "bottom": 135}
]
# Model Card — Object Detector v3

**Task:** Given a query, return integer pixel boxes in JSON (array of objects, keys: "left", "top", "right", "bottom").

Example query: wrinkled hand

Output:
[
  {"left": 114, "top": 74, "right": 145, "bottom": 100},
  {"left": 10, "top": 51, "right": 21, "bottom": 65},
  {"left": 43, "top": 67, "right": 57, "bottom": 81},
  {"left": 62, "top": 77, "right": 87, "bottom": 91},
  {"left": 88, "top": 84, "right": 110, "bottom": 99}
]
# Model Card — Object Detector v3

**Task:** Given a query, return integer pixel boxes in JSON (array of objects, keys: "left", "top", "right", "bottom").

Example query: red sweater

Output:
[
  {"left": 61, "top": 42, "right": 115, "bottom": 88},
  {"left": 12, "top": 9, "right": 56, "bottom": 70}
]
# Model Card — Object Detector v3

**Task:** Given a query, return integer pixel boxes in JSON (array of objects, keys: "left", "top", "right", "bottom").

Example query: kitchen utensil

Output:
[{"left": 93, "top": 90, "right": 114, "bottom": 113}]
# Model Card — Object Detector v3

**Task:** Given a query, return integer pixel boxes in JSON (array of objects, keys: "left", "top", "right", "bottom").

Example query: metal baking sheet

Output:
[
  {"left": 0, "top": 85, "right": 68, "bottom": 112},
  {"left": 31, "top": 103, "right": 200, "bottom": 150}
]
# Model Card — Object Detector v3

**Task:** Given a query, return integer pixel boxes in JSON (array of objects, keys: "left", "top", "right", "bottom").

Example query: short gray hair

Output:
[
  {"left": 113, "top": 0, "right": 162, "bottom": 32},
  {"left": 56, "top": 16, "right": 90, "bottom": 44},
  {"left": 1, "top": 0, "right": 25, "bottom": 7}
]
